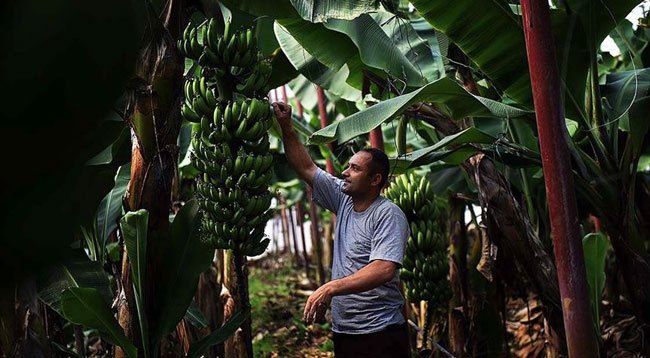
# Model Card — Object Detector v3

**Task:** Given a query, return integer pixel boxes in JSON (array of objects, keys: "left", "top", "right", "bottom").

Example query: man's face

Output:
[{"left": 341, "top": 152, "right": 380, "bottom": 196}]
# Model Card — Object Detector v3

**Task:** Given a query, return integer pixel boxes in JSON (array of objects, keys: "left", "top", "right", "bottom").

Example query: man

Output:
[{"left": 273, "top": 102, "right": 410, "bottom": 357}]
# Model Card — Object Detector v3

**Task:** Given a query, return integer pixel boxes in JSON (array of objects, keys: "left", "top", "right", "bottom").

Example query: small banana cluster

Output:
[
  {"left": 179, "top": 16, "right": 275, "bottom": 256},
  {"left": 385, "top": 173, "right": 451, "bottom": 305},
  {"left": 177, "top": 18, "right": 271, "bottom": 97}
]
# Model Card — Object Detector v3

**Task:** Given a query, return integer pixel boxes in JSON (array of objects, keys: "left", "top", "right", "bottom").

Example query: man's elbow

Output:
[{"left": 378, "top": 261, "right": 398, "bottom": 284}]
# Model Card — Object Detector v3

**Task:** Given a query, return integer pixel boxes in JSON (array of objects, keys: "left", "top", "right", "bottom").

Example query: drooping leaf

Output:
[
  {"left": 86, "top": 127, "right": 130, "bottom": 166},
  {"left": 38, "top": 249, "right": 113, "bottom": 314},
  {"left": 221, "top": 0, "right": 299, "bottom": 20},
  {"left": 289, "top": 0, "right": 378, "bottom": 22},
  {"left": 95, "top": 164, "right": 130, "bottom": 263},
  {"left": 390, "top": 127, "right": 496, "bottom": 171},
  {"left": 308, "top": 77, "right": 530, "bottom": 144},
  {"left": 582, "top": 232, "right": 610, "bottom": 330},
  {"left": 60, "top": 287, "right": 136, "bottom": 358},
  {"left": 120, "top": 209, "right": 149, "bottom": 356},
  {"left": 601, "top": 68, "right": 650, "bottom": 156},
  {"left": 277, "top": 12, "right": 443, "bottom": 89},
  {"left": 323, "top": 13, "right": 432, "bottom": 86},
  {"left": 608, "top": 19, "right": 649, "bottom": 69},
  {"left": 411, "top": 0, "right": 641, "bottom": 118},
  {"left": 187, "top": 310, "right": 249, "bottom": 358},
  {"left": 410, "top": 17, "right": 446, "bottom": 68},
  {"left": 274, "top": 22, "right": 361, "bottom": 102},
  {"left": 185, "top": 299, "right": 209, "bottom": 328},
  {"left": 410, "top": 0, "right": 529, "bottom": 103},
  {"left": 371, "top": 13, "right": 444, "bottom": 82},
  {"left": 150, "top": 199, "right": 214, "bottom": 344}
]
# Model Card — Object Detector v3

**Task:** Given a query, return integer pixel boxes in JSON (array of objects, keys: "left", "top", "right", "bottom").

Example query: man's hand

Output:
[
  {"left": 303, "top": 282, "right": 333, "bottom": 325},
  {"left": 272, "top": 102, "right": 292, "bottom": 127}
]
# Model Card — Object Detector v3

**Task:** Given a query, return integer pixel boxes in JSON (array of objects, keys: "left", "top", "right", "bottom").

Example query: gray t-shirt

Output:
[{"left": 312, "top": 168, "right": 409, "bottom": 334}]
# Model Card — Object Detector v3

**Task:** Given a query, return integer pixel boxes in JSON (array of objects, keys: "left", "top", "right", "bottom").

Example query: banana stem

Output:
[
  {"left": 232, "top": 249, "right": 253, "bottom": 358},
  {"left": 422, "top": 301, "right": 433, "bottom": 350},
  {"left": 216, "top": 76, "right": 233, "bottom": 102}
]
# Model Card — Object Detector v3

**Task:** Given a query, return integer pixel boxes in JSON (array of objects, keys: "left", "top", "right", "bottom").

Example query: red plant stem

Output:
[
  {"left": 362, "top": 74, "right": 384, "bottom": 150},
  {"left": 316, "top": 86, "right": 335, "bottom": 175},
  {"left": 521, "top": 0, "right": 598, "bottom": 356}
]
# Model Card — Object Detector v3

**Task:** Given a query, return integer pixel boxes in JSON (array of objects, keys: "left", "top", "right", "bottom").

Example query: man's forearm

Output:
[
  {"left": 280, "top": 124, "right": 316, "bottom": 185},
  {"left": 326, "top": 260, "right": 397, "bottom": 297}
]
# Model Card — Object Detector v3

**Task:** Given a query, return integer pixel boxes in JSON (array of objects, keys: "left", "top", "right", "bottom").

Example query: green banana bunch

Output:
[
  {"left": 385, "top": 173, "right": 450, "bottom": 306},
  {"left": 235, "top": 58, "right": 272, "bottom": 97},
  {"left": 181, "top": 16, "right": 276, "bottom": 256},
  {"left": 202, "top": 18, "right": 257, "bottom": 72},
  {"left": 177, "top": 23, "right": 205, "bottom": 60}
]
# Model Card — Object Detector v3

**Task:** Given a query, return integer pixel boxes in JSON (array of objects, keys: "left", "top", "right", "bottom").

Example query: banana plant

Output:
[{"left": 38, "top": 202, "right": 241, "bottom": 357}]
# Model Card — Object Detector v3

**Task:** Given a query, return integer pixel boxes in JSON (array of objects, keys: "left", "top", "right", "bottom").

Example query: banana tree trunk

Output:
[
  {"left": 316, "top": 87, "right": 335, "bottom": 272},
  {"left": 362, "top": 73, "right": 384, "bottom": 150},
  {"left": 448, "top": 198, "right": 468, "bottom": 357},
  {"left": 288, "top": 206, "right": 301, "bottom": 266},
  {"left": 0, "top": 281, "right": 52, "bottom": 358},
  {"left": 306, "top": 187, "right": 326, "bottom": 285},
  {"left": 316, "top": 87, "right": 335, "bottom": 175},
  {"left": 296, "top": 200, "right": 310, "bottom": 277},
  {"left": 279, "top": 195, "right": 292, "bottom": 255},
  {"left": 116, "top": 0, "right": 184, "bottom": 356},
  {"left": 521, "top": 1, "right": 598, "bottom": 355}
]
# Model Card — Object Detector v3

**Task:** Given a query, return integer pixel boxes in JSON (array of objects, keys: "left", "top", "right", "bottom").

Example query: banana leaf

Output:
[
  {"left": 220, "top": 0, "right": 299, "bottom": 20},
  {"left": 390, "top": 127, "right": 496, "bottom": 171},
  {"left": 289, "top": 0, "right": 377, "bottom": 22},
  {"left": 95, "top": 164, "right": 130, "bottom": 263},
  {"left": 308, "top": 77, "right": 530, "bottom": 144},
  {"left": 410, "top": 0, "right": 641, "bottom": 118},
  {"left": 274, "top": 22, "right": 361, "bottom": 102},
  {"left": 582, "top": 232, "right": 610, "bottom": 331},
  {"left": 187, "top": 310, "right": 249, "bottom": 358},
  {"left": 322, "top": 12, "right": 438, "bottom": 86},
  {"left": 60, "top": 287, "right": 137, "bottom": 358},
  {"left": 120, "top": 209, "right": 149, "bottom": 357},
  {"left": 149, "top": 199, "right": 214, "bottom": 345},
  {"left": 38, "top": 249, "right": 113, "bottom": 314},
  {"left": 276, "top": 12, "right": 443, "bottom": 89},
  {"left": 185, "top": 299, "right": 209, "bottom": 328},
  {"left": 86, "top": 126, "right": 130, "bottom": 166},
  {"left": 601, "top": 68, "right": 650, "bottom": 156},
  {"left": 608, "top": 19, "right": 649, "bottom": 70}
]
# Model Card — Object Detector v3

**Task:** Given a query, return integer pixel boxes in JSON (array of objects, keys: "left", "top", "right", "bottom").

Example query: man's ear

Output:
[{"left": 371, "top": 173, "right": 382, "bottom": 187}]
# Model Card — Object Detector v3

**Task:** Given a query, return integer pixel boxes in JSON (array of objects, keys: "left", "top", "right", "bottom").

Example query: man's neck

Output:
[{"left": 351, "top": 193, "right": 380, "bottom": 212}]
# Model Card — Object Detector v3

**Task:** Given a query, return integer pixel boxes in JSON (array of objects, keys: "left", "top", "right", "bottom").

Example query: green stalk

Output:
[{"left": 506, "top": 121, "right": 538, "bottom": 230}]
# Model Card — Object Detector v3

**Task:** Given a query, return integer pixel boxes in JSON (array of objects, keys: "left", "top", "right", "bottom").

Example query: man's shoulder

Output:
[{"left": 375, "top": 197, "right": 408, "bottom": 220}]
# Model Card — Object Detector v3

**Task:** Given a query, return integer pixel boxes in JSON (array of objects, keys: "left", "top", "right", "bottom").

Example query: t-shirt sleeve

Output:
[
  {"left": 311, "top": 167, "right": 345, "bottom": 214},
  {"left": 370, "top": 204, "right": 409, "bottom": 265}
]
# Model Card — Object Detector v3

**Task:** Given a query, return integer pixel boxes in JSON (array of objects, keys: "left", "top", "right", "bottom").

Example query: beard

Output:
[{"left": 341, "top": 180, "right": 352, "bottom": 195}]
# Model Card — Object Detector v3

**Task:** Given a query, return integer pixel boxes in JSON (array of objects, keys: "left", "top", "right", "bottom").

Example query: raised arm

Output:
[{"left": 273, "top": 102, "right": 318, "bottom": 187}]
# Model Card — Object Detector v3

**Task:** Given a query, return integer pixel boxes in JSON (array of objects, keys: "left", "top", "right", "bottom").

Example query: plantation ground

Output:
[{"left": 249, "top": 256, "right": 333, "bottom": 358}]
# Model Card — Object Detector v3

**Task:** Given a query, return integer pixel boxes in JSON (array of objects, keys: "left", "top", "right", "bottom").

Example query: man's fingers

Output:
[{"left": 272, "top": 102, "right": 290, "bottom": 115}]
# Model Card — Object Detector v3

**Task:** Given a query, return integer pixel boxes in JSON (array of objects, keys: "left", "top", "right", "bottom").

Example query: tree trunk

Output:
[
  {"left": 195, "top": 265, "right": 224, "bottom": 358},
  {"left": 288, "top": 206, "right": 301, "bottom": 266},
  {"left": 448, "top": 198, "right": 468, "bottom": 357},
  {"left": 521, "top": 1, "right": 598, "bottom": 354},
  {"left": 296, "top": 200, "right": 310, "bottom": 277},
  {"left": 0, "top": 281, "right": 52, "bottom": 358},
  {"left": 307, "top": 188, "right": 326, "bottom": 286},
  {"left": 362, "top": 73, "right": 384, "bottom": 150},
  {"left": 279, "top": 195, "right": 292, "bottom": 256},
  {"left": 115, "top": 0, "right": 184, "bottom": 355}
]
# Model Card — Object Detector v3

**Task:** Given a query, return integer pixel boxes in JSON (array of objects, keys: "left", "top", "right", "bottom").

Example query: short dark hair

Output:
[{"left": 360, "top": 148, "right": 390, "bottom": 188}]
